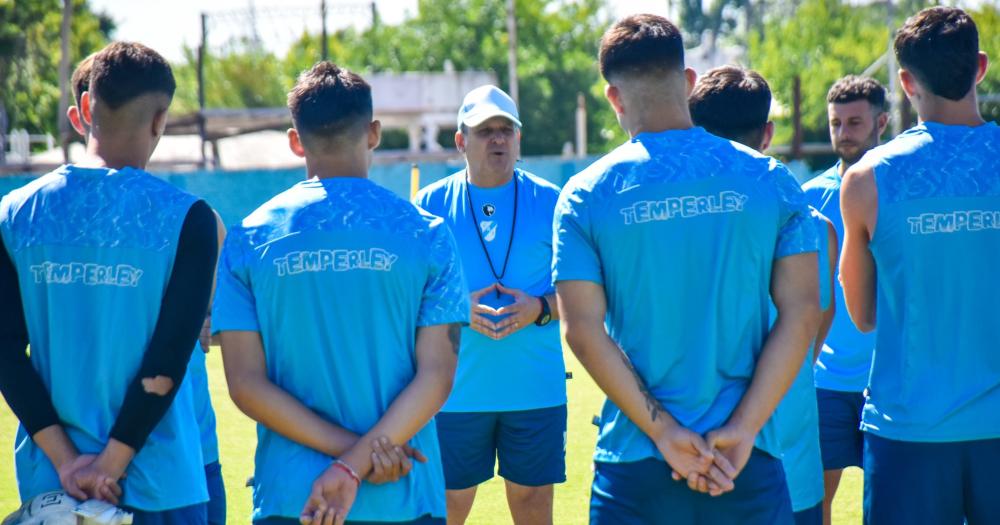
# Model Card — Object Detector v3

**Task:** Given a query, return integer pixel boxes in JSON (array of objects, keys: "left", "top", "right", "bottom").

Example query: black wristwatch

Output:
[{"left": 534, "top": 296, "right": 552, "bottom": 326}]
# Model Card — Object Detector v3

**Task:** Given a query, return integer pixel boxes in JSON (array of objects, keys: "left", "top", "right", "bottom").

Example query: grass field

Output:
[{"left": 0, "top": 349, "right": 864, "bottom": 523}]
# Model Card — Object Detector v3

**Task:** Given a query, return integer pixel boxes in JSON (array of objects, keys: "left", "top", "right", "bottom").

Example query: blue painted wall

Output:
[{"left": 0, "top": 156, "right": 599, "bottom": 227}]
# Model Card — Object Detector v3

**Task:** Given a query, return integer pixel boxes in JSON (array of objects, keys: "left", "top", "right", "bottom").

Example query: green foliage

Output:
[
  {"left": 0, "top": 0, "right": 112, "bottom": 135},
  {"left": 174, "top": 0, "right": 621, "bottom": 156},
  {"left": 747, "top": 0, "right": 894, "bottom": 147},
  {"left": 748, "top": 0, "right": 1000, "bottom": 149}
]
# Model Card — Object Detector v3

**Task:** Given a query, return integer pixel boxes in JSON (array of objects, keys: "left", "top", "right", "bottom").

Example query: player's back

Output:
[
  {"left": 214, "top": 176, "right": 460, "bottom": 521},
  {"left": 556, "top": 127, "right": 816, "bottom": 462},
  {"left": 0, "top": 164, "right": 206, "bottom": 510},
  {"left": 863, "top": 121, "right": 1000, "bottom": 441}
]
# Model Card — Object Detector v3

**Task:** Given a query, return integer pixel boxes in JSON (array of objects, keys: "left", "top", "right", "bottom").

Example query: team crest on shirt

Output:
[
  {"left": 483, "top": 203, "right": 496, "bottom": 217},
  {"left": 480, "top": 220, "right": 498, "bottom": 242}
]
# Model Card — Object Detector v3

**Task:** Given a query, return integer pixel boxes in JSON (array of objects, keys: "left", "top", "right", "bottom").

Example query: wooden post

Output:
[
  {"left": 506, "top": 0, "right": 519, "bottom": 105},
  {"left": 198, "top": 12, "right": 208, "bottom": 169},
  {"left": 321, "top": 0, "right": 329, "bottom": 62},
  {"left": 59, "top": 0, "right": 72, "bottom": 163},
  {"left": 792, "top": 75, "right": 803, "bottom": 160}
]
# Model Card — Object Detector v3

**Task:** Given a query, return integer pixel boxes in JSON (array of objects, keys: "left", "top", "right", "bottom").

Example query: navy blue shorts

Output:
[
  {"left": 123, "top": 502, "right": 207, "bottom": 525},
  {"left": 863, "top": 434, "right": 1000, "bottom": 525},
  {"left": 205, "top": 461, "right": 226, "bottom": 525},
  {"left": 793, "top": 502, "right": 822, "bottom": 525},
  {"left": 255, "top": 515, "right": 444, "bottom": 525},
  {"left": 816, "top": 388, "right": 865, "bottom": 470},
  {"left": 590, "top": 448, "right": 793, "bottom": 525},
  {"left": 435, "top": 405, "right": 567, "bottom": 490}
]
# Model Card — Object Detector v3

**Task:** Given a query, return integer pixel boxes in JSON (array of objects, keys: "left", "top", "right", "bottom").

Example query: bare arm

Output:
[
  {"left": 813, "top": 219, "right": 840, "bottom": 363},
  {"left": 220, "top": 330, "right": 360, "bottom": 458},
  {"left": 335, "top": 322, "right": 459, "bottom": 475},
  {"left": 839, "top": 165, "right": 879, "bottom": 332},
  {"left": 556, "top": 280, "right": 734, "bottom": 494},
  {"left": 708, "top": 251, "right": 820, "bottom": 473}
]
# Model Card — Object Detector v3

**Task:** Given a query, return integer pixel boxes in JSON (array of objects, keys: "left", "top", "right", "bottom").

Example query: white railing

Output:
[{"left": 3, "top": 129, "right": 56, "bottom": 164}]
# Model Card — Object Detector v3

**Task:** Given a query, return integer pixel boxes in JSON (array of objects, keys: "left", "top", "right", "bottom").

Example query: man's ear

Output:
[
  {"left": 368, "top": 120, "right": 382, "bottom": 150},
  {"left": 605, "top": 84, "right": 625, "bottom": 116},
  {"left": 67, "top": 106, "right": 87, "bottom": 137},
  {"left": 455, "top": 129, "right": 466, "bottom": 152},
  {"left": 876, "top": 111, "right": 889, "bottom": 136},
  {"left": 759, "top": 121, "right": 775, "bottom": 152},
  {"left": 974, "top": 51, "right": 989, "bottom": 85},
  {"left": 899, "top": 68, "right": 918, "bottom": 99},
  {"left": 287, "top": 128, "right": 306, "bottom": 158},
  {"left": 80, "top": 91, "right": 93, "bottom": 126},
  {"left": 684, "top": 67, "right": 697, "bottom": 97},
  {"left": 151, "top": 108, "right": 168, "bottom": 138}
]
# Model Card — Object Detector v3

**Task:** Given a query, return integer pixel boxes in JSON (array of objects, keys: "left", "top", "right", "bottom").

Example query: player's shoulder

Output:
[
  {"left": 414, "top": 170, "right": 463, "bottom": 208},
  {"left": 802, "top": 165, "right": 840, "bottom": 192},
  {"left": 1, "top": 168, "right": 69, "bottom": 218}
]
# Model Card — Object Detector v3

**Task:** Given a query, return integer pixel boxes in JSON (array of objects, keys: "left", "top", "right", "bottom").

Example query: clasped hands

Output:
[
  {"left": 300, "top": 436, "right": 427, "bottom": 525},
  {"left": 469, "top": 283, "right": 541, "bottom": 340},
  {"left": 656, "top": 423, "right": 757, "bottom": 497}
]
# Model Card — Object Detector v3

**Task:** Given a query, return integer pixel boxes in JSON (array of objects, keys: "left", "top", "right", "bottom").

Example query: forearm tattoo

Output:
[{"left": 619, "top": 351, "right": 663, "bottom": 423}]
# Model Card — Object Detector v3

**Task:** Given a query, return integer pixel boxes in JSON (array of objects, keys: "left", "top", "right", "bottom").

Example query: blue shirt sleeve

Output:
[
  {"left": 211, "top": 227, "right": 261, "bottom": 333},
  {"left": 417, "top": 219, "right": 470, "bottom": 327},
  {"left": 552, "top": 182, "right": 603, "bottom": 284},
  {"left": 773, "top": 168, "right": 820, "bottom": 259}
]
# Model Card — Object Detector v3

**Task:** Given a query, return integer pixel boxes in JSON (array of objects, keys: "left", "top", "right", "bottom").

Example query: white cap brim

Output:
[{"left": 460, "top": 109, "right": 522, "bottom": 129}]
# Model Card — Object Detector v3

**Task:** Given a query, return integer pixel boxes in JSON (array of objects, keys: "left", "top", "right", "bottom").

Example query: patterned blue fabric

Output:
[
  {"left": 414, "top": 169, "right": 566, "bottom": 412},
  {"left": 188, "top": 344, "right": 219, "bottom": 464},
  {"left": 771, "top": 209, "right": 830, "bottom": 512},
  {"left": 862, "top": 121, "right": 1000, "bottom": 442},
  {"left": 803, "top": 165, "right": 877, "bottom": 393},
  {"left": 212, "top": 176, "right": 469, "bottom": 521},
  {"left": 553, "top": 127, "right": 819, "bottom": 463},
  {"left": 0, "top": 165, "right": 207, "bottom": 511}
]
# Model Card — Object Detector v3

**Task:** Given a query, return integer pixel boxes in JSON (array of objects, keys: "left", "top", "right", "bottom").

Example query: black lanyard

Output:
[{"left": 466, "top": 172, "right": 518, "bottom": 298}]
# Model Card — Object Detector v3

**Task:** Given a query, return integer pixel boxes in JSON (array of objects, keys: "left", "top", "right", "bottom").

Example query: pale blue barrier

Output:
[{"left": 0, "top": 155, "right": 600, "bottom": 227}]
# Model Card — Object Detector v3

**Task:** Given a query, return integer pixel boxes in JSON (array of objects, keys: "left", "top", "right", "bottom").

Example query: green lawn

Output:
[{"left": 0, "top": 349, "right": 863, "bottom": 523}]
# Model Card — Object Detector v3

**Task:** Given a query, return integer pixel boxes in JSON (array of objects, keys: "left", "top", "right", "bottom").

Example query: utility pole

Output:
[
  {"left": 198, "top": 12, "right": 208, "bottom": 168},
  {"left": 506, "top": 0, "right": 519, "bottom": 105},
  {"left": 886, "top": 0, "right": 902, "bottom": 136},
  {"left": 59, "top": 0, "right": 72, "bottom": 163},
  {"left": 321, "top": 0, "right": 329, "bottom": 61}
]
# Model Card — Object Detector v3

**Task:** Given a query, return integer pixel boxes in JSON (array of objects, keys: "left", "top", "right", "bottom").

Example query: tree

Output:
[
  {"left": 0, "top": 0, "right": 112, "bottom": 137},
  {"left": 285, "top": 0, "right": 621, "bottom": 155}
]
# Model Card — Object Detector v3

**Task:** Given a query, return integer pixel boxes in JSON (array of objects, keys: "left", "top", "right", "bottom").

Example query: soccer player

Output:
[
  {"left": 0, "top": 42, "right": 218, "bottom": 523},
  {"left": 555, "top": 15, "right": 821, "bottom": 524},
  {"left": 690, "top": 65, "right": 839, "bottom": 525},
  {"left": 802, "top": 75, "right": 887, "bottom": 524},
  {"left": 414, "top": 85, "right": 566, "bottom": 525},
  {"left": 839, "top": 7, "right": 1000, "bottom": 524},
  {"left": 213, "top": 62, "right": 468, "bottom": 525},
  {"left": 66, "top": 51, "right": 230, "bottom": 525}
]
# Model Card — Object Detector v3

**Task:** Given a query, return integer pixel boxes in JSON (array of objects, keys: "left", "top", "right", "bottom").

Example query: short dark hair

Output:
[
  {"left": 90, "top": 42, "right": 176, "bottom": 110},
  {"left": 826, "top": 75, "right": 887, "bottom": 111},
  {"left": 894, "top": 6, "right": 979, "bottom": 101},
  {"left": 71, "top": 53, "right": 97, "bottom": 107},
  {"left": 599, "top": 14, "right": 684, "bottom": 81},
  {"left": 287, "top": 62, "right": 372, "bottom": 142},
  {"left": 689, "top": 66, "right": 771, "bottom": 148}
]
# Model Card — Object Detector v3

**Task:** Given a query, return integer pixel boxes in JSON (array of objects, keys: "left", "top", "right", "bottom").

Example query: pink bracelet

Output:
[{"left": 332, "top": 460, "right": 361, "bottom": 486}]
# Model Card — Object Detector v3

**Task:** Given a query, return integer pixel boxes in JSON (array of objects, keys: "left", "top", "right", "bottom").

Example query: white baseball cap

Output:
[{"left": 456, "top": 85, "right": 522, "bottom": 129}]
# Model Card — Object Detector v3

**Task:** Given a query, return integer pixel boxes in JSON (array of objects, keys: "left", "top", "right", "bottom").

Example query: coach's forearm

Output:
[
  {"left": 229, "top": 373, "right": 360, "bottom": 457},
  {"left": 729, "top": 306, "right": 819, "bottom": 435},
  {"left": 339, "top": 324, "right": 457, "bottom": 477}
]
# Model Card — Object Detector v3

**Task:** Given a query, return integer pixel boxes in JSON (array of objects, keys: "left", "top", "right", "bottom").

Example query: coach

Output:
[{"left": 414, "top": 85, "right": 567, "bottom": 525}]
